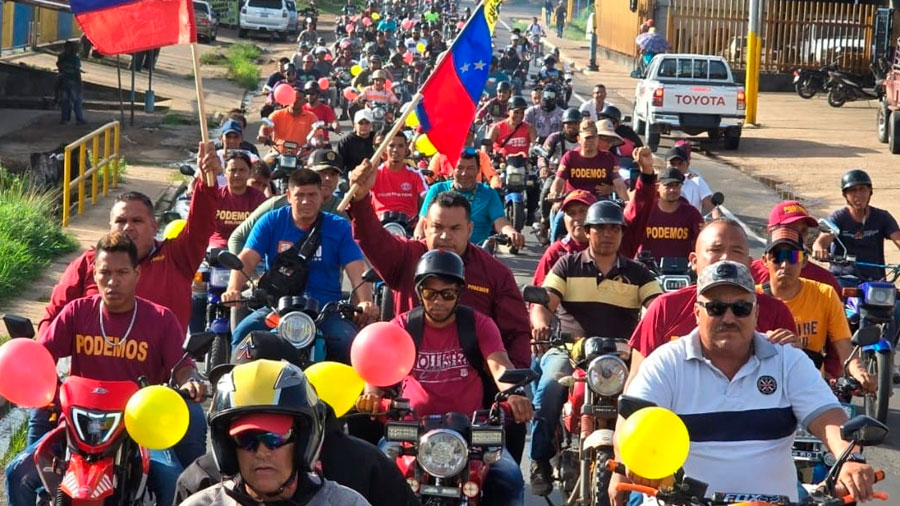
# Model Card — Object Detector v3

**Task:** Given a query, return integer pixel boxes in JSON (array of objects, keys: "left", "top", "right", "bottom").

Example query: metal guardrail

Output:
[{"left": 62, "top": 120, "right": 121, "bottom": 227}]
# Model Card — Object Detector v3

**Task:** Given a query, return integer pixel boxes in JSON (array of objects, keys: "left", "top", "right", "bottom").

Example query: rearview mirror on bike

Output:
[
  {"left": 851, "top": 326, "right": 881, "bottom": 347},
  {"left": 818, "top": 218, "right": 841, "bottom": 236},
  {"left": 840, "top": 415, "right": 889, "bottom": 446},
  {"left": 710, "top": 192, "right": 724, "bottom": 207},
  {"left": 216, "top": 250, "right": 245, "bottom": 272},
  {"left": 183, "top": 331, "right": 216, "bottom": 360},
  {"left": 523, "top": 285, "right": 550, "bottom": 306},
  {"left": 2, "top": 314, "right": 35, "bottom": 339}
]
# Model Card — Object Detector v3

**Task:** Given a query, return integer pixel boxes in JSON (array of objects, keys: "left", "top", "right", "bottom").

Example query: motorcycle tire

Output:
[
  {"left": 889, "top": 108, "right": 900, "bottom": 155},
  {"left": 508, "top": 201, "right": 525, "bottom": 232},
  {"left": 208, "top": 333, "right": 231, "bottom": 372},
  {"left": 591, "top": 450, "right": 613, "bottom": 506},
  {"left": 795, "top": 79, "right": 817, "bottom": 99},
  {"left": 379, "top": 284, "right": 394, "bottom": 321},
  {"left": 55, "top": 485, "right": 70, "bottom": 506},
  {"left": 863, "top": 351, "right": 891, "bottom": 423},
  {"left": 827, "top": 88, "right": 846, "bottom": 108},
  {"left": 877, "top": 100, "right": 890, "bottom": 144}
]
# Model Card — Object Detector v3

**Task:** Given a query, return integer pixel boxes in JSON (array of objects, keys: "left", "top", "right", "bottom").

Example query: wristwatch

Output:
[{"left": 847, "top": 453, "right": 867, "bottom": 464}]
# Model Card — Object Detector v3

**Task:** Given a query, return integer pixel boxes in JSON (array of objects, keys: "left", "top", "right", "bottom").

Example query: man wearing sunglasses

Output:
[
  {"left": 612, "top": 261, "right": 877, "bottom": 506},
  {"left": 416, "top": 147, "right": 523, "bottom": 247},
  {"left": 759, "top": 227, "right": 874, "bottom": 391},
  {"left": 356, "top": 250, "right": 532, "bottom": 506}
]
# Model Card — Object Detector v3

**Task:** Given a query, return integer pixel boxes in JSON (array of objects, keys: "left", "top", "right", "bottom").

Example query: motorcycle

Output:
[
  {"left": 331, "top": 66, "right": 354, "bottom": 119},
  {"left": 825, "top": 59, "right": 888, "bottom": 108},
  {"left": 367, "top": 100, "right": 396, "bottom": 132},
  {"left": 637, "top": 252, "right": 693, "bottom": 293},
  {"left": 495, "top": 151, "right": 539, "bottom": 237},
  {"left": 380, "top": 368, "right": 538, "bottom": 505},
  {"left": 793, "top": 62, "right": 838, "bottom": 99},
  {"left": 524, "top": 286, "right": 629, "bottom": 506},
  {"left": 196, "top": 248, "right": 235, "bottom": 371},
  {"left": 1, "top": 315, "right": 214, "bottom": 506},
  {"left": 481, "top": 233, "right": 513, "bottom": 256},
  {"left": 265, "top": 139, "right": 301, "bottom": 194}
]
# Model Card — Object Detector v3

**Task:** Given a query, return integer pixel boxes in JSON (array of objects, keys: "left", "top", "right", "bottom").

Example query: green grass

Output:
[
  {"left": 198, "top": 43, "right": 262, "bottom": 89},
  {"left": 200, "top": 51, "right": 227, "bottom": 65},
  {"left": 563, "top": 8, "right": 590, "bottom": 41},
  {"left": 0, "top": 419, "right": 27, "bottom": 468},
  {"left": 0, "top": 168, "right": 78, "bottom": 306},
  {"left": 320, "top": 0, "right": 362, "bottom": 15}
]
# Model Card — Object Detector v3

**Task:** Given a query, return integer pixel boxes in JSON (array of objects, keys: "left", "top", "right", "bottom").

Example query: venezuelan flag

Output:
[
  {"left": 70, "top": 0, "right": 196, "bottom": 55},
  {"left": 415, "top": 0, "right": 502, "bottom": 167}
]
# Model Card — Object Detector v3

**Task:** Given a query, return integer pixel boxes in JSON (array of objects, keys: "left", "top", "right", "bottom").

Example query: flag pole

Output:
[
  {"left": 337, "top": 0, "right": 495, "bottom": 211},
  {"left": 190, "top": 42, "right": 215, "bottom": 187}
]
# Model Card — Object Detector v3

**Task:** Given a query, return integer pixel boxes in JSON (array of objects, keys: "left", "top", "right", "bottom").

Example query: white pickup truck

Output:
[{"left": 632, "top": 54, "right": 746, "bottom": 151}]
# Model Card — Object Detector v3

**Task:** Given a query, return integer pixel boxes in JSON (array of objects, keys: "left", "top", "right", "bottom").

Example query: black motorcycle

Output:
[
  {"left": 793, "top": 61, "right": 838, "bottom": 99},
  {"left": 825, "top": 58, "right": 889, "bottom": 108}
]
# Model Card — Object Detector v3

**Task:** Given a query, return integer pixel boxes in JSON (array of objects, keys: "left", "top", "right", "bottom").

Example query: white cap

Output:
[{"left": 354, "top": 109, "right": 375, "bottom": 124}]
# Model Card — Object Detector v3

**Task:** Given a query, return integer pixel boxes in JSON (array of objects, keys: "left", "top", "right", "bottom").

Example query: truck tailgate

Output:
[{"left": 661, "top": 84, "right": 742, "bottom": 115}]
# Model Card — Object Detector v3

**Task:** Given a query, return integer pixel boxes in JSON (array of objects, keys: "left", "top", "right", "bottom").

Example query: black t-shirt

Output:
[
  {"left": 266, "top": 71, "right": 285, "bottom": 89},
  {"left": 828, "top": 206, "right": 900, "bottom": 280},
  {"left": 334, "top": 132, "right": 375, "bottom": 176}
]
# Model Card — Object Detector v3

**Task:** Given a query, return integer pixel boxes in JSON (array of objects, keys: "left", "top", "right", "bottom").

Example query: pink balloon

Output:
[
  {"left": 346, "top": 23, "right": 355, "bottom": 32},
  {"left": 0, "top": 339, "right": 57, "bottom": 408},
  {"left": 402, "top": 19, "right": 414, "bottom": 30},
  {"left": 343, "top": 86, "right": 360, "bottom": 101},
  {"left": 324, "top": 53, "right": 333, "bottom": 61},
  {"left": 403, "top": 52, "right": 414, "bottom": 64},
  {"left": 362, "top": 17, "right": 372, "bottom": 26},
  {"left": 384, "top": 79, "right": 393, "bottom": 89},
  {"left": 457, "top": 21, "right": 465, "bottom": 30},
  {"left": 351, "top": 322, "right": 415, "bottom": 387},
  {"left": 318, "top": 77, "right": 330, "bottom": 91},
  {"left": 273, "top": 83, "right": 296, "bottom": 106}
]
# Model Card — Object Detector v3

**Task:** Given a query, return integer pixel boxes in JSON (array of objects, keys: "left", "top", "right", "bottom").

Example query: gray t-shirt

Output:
[{"left": 181, "top": 477, "right": 371, "bottom": 506}]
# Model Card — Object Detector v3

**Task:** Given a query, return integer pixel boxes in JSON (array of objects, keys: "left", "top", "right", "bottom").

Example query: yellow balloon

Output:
[
  {"left": 350, "top": 64, "right": 362, "bottom": 77},
  {"left": 416, "top": 42, "right": 426, "bottom": 53},
  {"left": 125, "top": 386, "right": 189, "bottom": 450},
  {"left": 415, "top": 134, "right": 437, "bottom": 156},
  {"left": 163, "top": 219, "right": 186, "bottom": 240},
  {"left": 618, "top": 407, "right": 690, "bottom": 480},
  {"left": 405, "top": 111, "right": 420, "bottom": 128},
  {"left": 306, "top": 361, "right": 364, "bottom": 417},
  {"left": 371, "top": 12, "right": 380, "bottom": 20}
]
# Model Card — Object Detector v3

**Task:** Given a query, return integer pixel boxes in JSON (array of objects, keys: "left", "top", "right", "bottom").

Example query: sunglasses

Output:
[
  {"left": 696, "top": 300, "right": 755, "bottom": 318},
  {"left": 767, "top": 249, "right": 805, "bottom": 265},
  {"left": 419, "top": 287, "right": 460, "bottom": 301},
  {"left": 233, "top": 430, "right": 295, "bottom": 452}
]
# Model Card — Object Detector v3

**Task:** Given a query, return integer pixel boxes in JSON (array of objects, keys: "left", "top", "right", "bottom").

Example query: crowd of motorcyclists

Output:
[{"left": 6, "top": 1, "right": 900, "bottom": 506}]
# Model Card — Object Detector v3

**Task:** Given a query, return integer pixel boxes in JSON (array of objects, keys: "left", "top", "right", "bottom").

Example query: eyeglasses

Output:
[
  {"left": 232, "top": 430, "right": 295, "bottom": 452},
  {"left": 767, "top": 249, "right": 805, "bottom": 265},
  {"left": 696, "top": 300, "right": 755, "bottom": 318},
  {"left": 419, "top": 287, "right": 460, "bottom": 301}
]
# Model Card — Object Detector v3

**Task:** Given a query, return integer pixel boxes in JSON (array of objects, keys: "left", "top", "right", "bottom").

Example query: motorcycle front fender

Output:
[
  {"left": 59, "top": 453, "right": 116, "bottom": 501},
  {"left": 582, "top": 428, "right": 615, "bottom": 451},
  {"left": 504, "top": 191, "right": 524, "bottom": 204},
  {"left": 862, "top": 338, "right": 893, "bottom": 354}
]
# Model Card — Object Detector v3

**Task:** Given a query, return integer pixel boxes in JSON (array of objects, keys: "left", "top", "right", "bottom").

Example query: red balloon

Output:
[
  {"left": 346, "top": 23, "right": 355, "bottom": 32},
  {"left": 403, "top": 52, "right": 414, "bottom": 64},
  {"left": 351, "top": 322, "right": 415, "bottom": 387},
  {"left": 362, "top": 17, "right": 372, "bottom": 26},
  {"left": 324, "top": 53, "right": 334, "bottom": 62},
  {"left": 0, "top": 339, "right": 57, "bottom": 408},
  {"left": 343, "top": 86, "right": 359, "bottom": 101},
  {"left": 457, "top": 21, "right": 465, "bottom": 30},
  {"left": 384, "top": 79, "right": 393, "bottom": 90},
  {"left": 318, "top": 77, "right": 330, "bottom": 91},
  {"left": 273, "top": 83, "right": 296, "bottom": 106}
]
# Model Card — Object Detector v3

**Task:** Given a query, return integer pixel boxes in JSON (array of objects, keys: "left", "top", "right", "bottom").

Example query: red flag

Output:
[{"left": 71, "top": 0, "right": 196, "bottom": 55}]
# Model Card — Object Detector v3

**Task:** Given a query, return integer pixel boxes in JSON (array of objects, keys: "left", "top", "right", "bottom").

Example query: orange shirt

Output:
[{"left": 268, "top": 108, "right": 318, "bottom": 151}]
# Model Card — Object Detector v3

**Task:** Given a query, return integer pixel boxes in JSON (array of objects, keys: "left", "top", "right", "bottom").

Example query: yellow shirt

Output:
[{"left": 756, "top": 278, "right": 850, "bottom": 354}]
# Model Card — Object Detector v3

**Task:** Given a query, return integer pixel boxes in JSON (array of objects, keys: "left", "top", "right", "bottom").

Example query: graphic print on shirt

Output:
[
  {"left": 413, "top": 348, "right": 471, "bottom": 382},
  {"left": 75, "top": 334, "right": 148, "bottom": 361}
]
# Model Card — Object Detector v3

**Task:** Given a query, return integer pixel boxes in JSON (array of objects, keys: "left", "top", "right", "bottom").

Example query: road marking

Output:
[{"left": 718, "top": 205, "right": 767, "bottom": 245}]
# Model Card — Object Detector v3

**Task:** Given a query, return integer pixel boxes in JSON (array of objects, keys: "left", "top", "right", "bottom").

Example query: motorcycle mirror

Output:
[
  {"left": 2, "top": 315, "right": 35, "bottom": 339},
  {"left": 622, "top": 114, "right": 633, "bottom": 124},
  {"left": 179, "top": 164, "right": 196, "bottom": 177},
  {"left": 216, "top": 250, "right": 245, "bottom": 272},
  {"left": 183, "top": 331, "right": 216, "bottom": 360},
  {"left": 497, "top": 368, "right": 539, "bottom": 387},
  {"left": 840, "top": 415, "right": 889, "bottom": 446},
  {"left": 710, "top": 192, "right": 724, "bottom": 207},
  {"left": 362, "top": 268, "right": 382, "bottom": 283},
  {"left": 850, "top": 326, "right": 881, "bottom": 347},
  {"left": 522, "top": 285, "right": 550, "bottom": 306},
  {"left": 818, "top": 218, "right": 840, "bottom": 235},
  {"left": 618, "top": 395, "right": 658, "bottom": 419},
  {"left": 261, "top": 118, "right": 275, "bottom": 129}
]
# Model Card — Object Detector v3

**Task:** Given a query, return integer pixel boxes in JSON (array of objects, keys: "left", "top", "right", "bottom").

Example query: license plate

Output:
[
  {"left": 792, "top": 450, "right": 822, "bottom": 461},
  {"left": 420, "top": 485, "right": 460, "bottom": 498},
  {"left": 260, "top": 12, "right": 268, "bottom": 17}
]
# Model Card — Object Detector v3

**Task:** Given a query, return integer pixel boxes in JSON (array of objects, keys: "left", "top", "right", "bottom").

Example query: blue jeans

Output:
[
  {"left": 232, "top": 307, "right": 357, "bottom": 364},
  {"left": 549, "top": 209, "right": 566, "bottom": 243},
  {"left": 59, "top": 81, "right": 85, "bottom": 123},
  {"left": 483, "top": 448, "right": 525, "bottom": 506},
  {"left": 7, "top": 401, "right": 205, "bottom": 506},
  {"left": 531, "top": 348, "right": 573, "bottom": 462}
]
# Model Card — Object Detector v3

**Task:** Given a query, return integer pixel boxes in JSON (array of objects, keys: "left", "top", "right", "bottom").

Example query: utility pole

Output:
[{"left": 745, "top": 0, "right": 761, "bottom": 125}]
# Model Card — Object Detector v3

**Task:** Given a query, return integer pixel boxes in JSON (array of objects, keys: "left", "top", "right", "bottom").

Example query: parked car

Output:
[
  {"left": 239, "top": 0, "right": 291, "bottom": 40},
  {"left": 632, "top": 53, "right": 746, "bottom": 151},
  {"left": 286, "top": 0, "right": 299, "bottom": 34},
  {"left": 876, "top": 37, "right": 900, "bottom": 153},
  {"left": 193, "top": 0, "right": 218, "bottom": 43}
]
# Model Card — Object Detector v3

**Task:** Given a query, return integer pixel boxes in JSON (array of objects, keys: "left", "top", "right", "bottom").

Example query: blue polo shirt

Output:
[
  {"left": 419, "top": 182, "right": 505, "bottom": 245},
  {"left": 245, "top": 208, "right": 363, "bottom": 305}
]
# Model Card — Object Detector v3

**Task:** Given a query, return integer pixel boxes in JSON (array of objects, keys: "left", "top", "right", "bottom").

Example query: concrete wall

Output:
[{"left": 0, "top": 61, "right": 141, "bottom": 101}]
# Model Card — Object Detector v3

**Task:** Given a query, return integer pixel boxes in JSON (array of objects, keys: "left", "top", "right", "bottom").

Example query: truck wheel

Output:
[
  {"left": 889, "top": 111, "right": 900, "bottom": 154},
  {"left": 707, "top": 128, "right": 722, "bottom": 140},
  {"left": 723, "top": 128, "right": 741, "bottom": 150},
  {"left": 877, "top": 100, "right": 890, "bottom": 144}
]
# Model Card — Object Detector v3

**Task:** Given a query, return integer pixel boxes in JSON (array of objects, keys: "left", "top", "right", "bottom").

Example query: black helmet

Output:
[
  {"left": 414, "top": 250, "right": 465, "bottom": 288},
  {"left": 584, "top": 201, "right": 625, "bottom": 227},
  {"left": 208, "top": 360, "right": 327, "bottom": 476},
  {"left": 508, "top": 95, "right": 528, "bottom": 110},
  {"left": 598, "top": 104, "right": 622, "bottom": 123},
  {"left": 840, "top": 169, "right": 872, "bottom": 192},
  {"left": 542, "top": 86, "right": 558, "bottom": 102},
  {"left": 497, "top": 81, "right": 512, "bottom": 93},
  {"left": 562, "top": 107, "right": 582, "bottom": 123},
  {"left": 303, "top": 80, "right": 321, "bottom": 93},
  {"left": 543, "top": 55, "right": 557, "bottom": 65}
]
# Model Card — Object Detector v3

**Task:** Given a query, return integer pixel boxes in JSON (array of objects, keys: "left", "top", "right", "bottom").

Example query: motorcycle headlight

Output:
[
  {"left": 71, "top": 408, "right": 122, "bottom": 447},
  {"left": 862, "top": 283, "right": 896, "bottom": 308},
  {"left": 209, "top": 266, "right": 231, "bottom": 289},
  {"left": 660, "top": 274, "right": 692, "bottom": 292},
  {"left": 470, "top": 426, "right": 504, "bottom": 447},
  {"left": 277, "top": 311, "right": 316, "bottom": 349},
  {"left": 505, "top": 166, "right": 526, "bottom": 187},
  {"left": 418, "top": 429, "right": 468, "bottom": 478},
  {"left": 586, "top": 355, "right": 628, "bottom": 396},
  {"left": 383, "top": 222, "right": 407, "bottom": 237},
  {"left": 278, "top": 155, "right": 297, "bottom": 169},
  {"left": 372, "top": 108, "right": 386, "bottom": 120}
]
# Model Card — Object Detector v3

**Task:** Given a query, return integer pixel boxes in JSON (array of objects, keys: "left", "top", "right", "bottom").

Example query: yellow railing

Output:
[{"left": 62, "top": 121, "right": 121, "bottom": 227}]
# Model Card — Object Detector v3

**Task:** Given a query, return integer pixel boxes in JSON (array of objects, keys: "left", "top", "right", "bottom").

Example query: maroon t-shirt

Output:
[
  {"left": 532, "top": 236, "right": 588, "bottom": 287},
  {"left": 40, "top": 295, "right": 189, "bottom": 385},
  {"left": 556, "top": 149, "right": 619, "bottom": 195},
  {"left": 628, "top": 285, "right": 798, "bottom": 358},
  {"left": 210, "top": 186, "right": 267, "bottom": 249},
  {"left": 637, "top": 199, "right": 704, "bottom": 260}
]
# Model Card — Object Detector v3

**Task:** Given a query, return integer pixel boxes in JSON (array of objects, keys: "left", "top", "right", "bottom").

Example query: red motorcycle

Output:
[
  {"left": 2, "top": 315, "right": 213, "bottom": 506},
  {"left": 378, "top": 369, "right": 536, "bottom": 505}
]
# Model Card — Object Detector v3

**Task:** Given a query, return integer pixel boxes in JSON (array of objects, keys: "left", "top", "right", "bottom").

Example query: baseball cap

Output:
[
  {"left": 579, "top": 119, "right": 598, "bottom": 135},
  {"left": 697, "top": 260, "right": 755, "bottom": 296},
  {"left": 765, "top": 226, "right": 804, "bottom": 253},
  {"left": 228, "top": 412, "right": 294, "bottom": 436},
  {"left": 768, "top": 201, "right": 817, "bottom": 228},
  {"left": 221, "top": 119, "right": 243, "bottom": 136},
  {"left": 354, "top": 109, "right": 374, "bottom": 124},
  {"left": 665, "top": 146, "right": 689, "bottom": 163},
  {"left": 309, "top": 149, "right": 344, "bottom": 172},
  {"left": 658, "top": 167, "right": 685, "bottom": 185},
  {"left": 302, "top": 54, "right": 315, "bottom": 62},
  {"left": 561, "top": 189, "right": 597, "bottom": 211}
]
